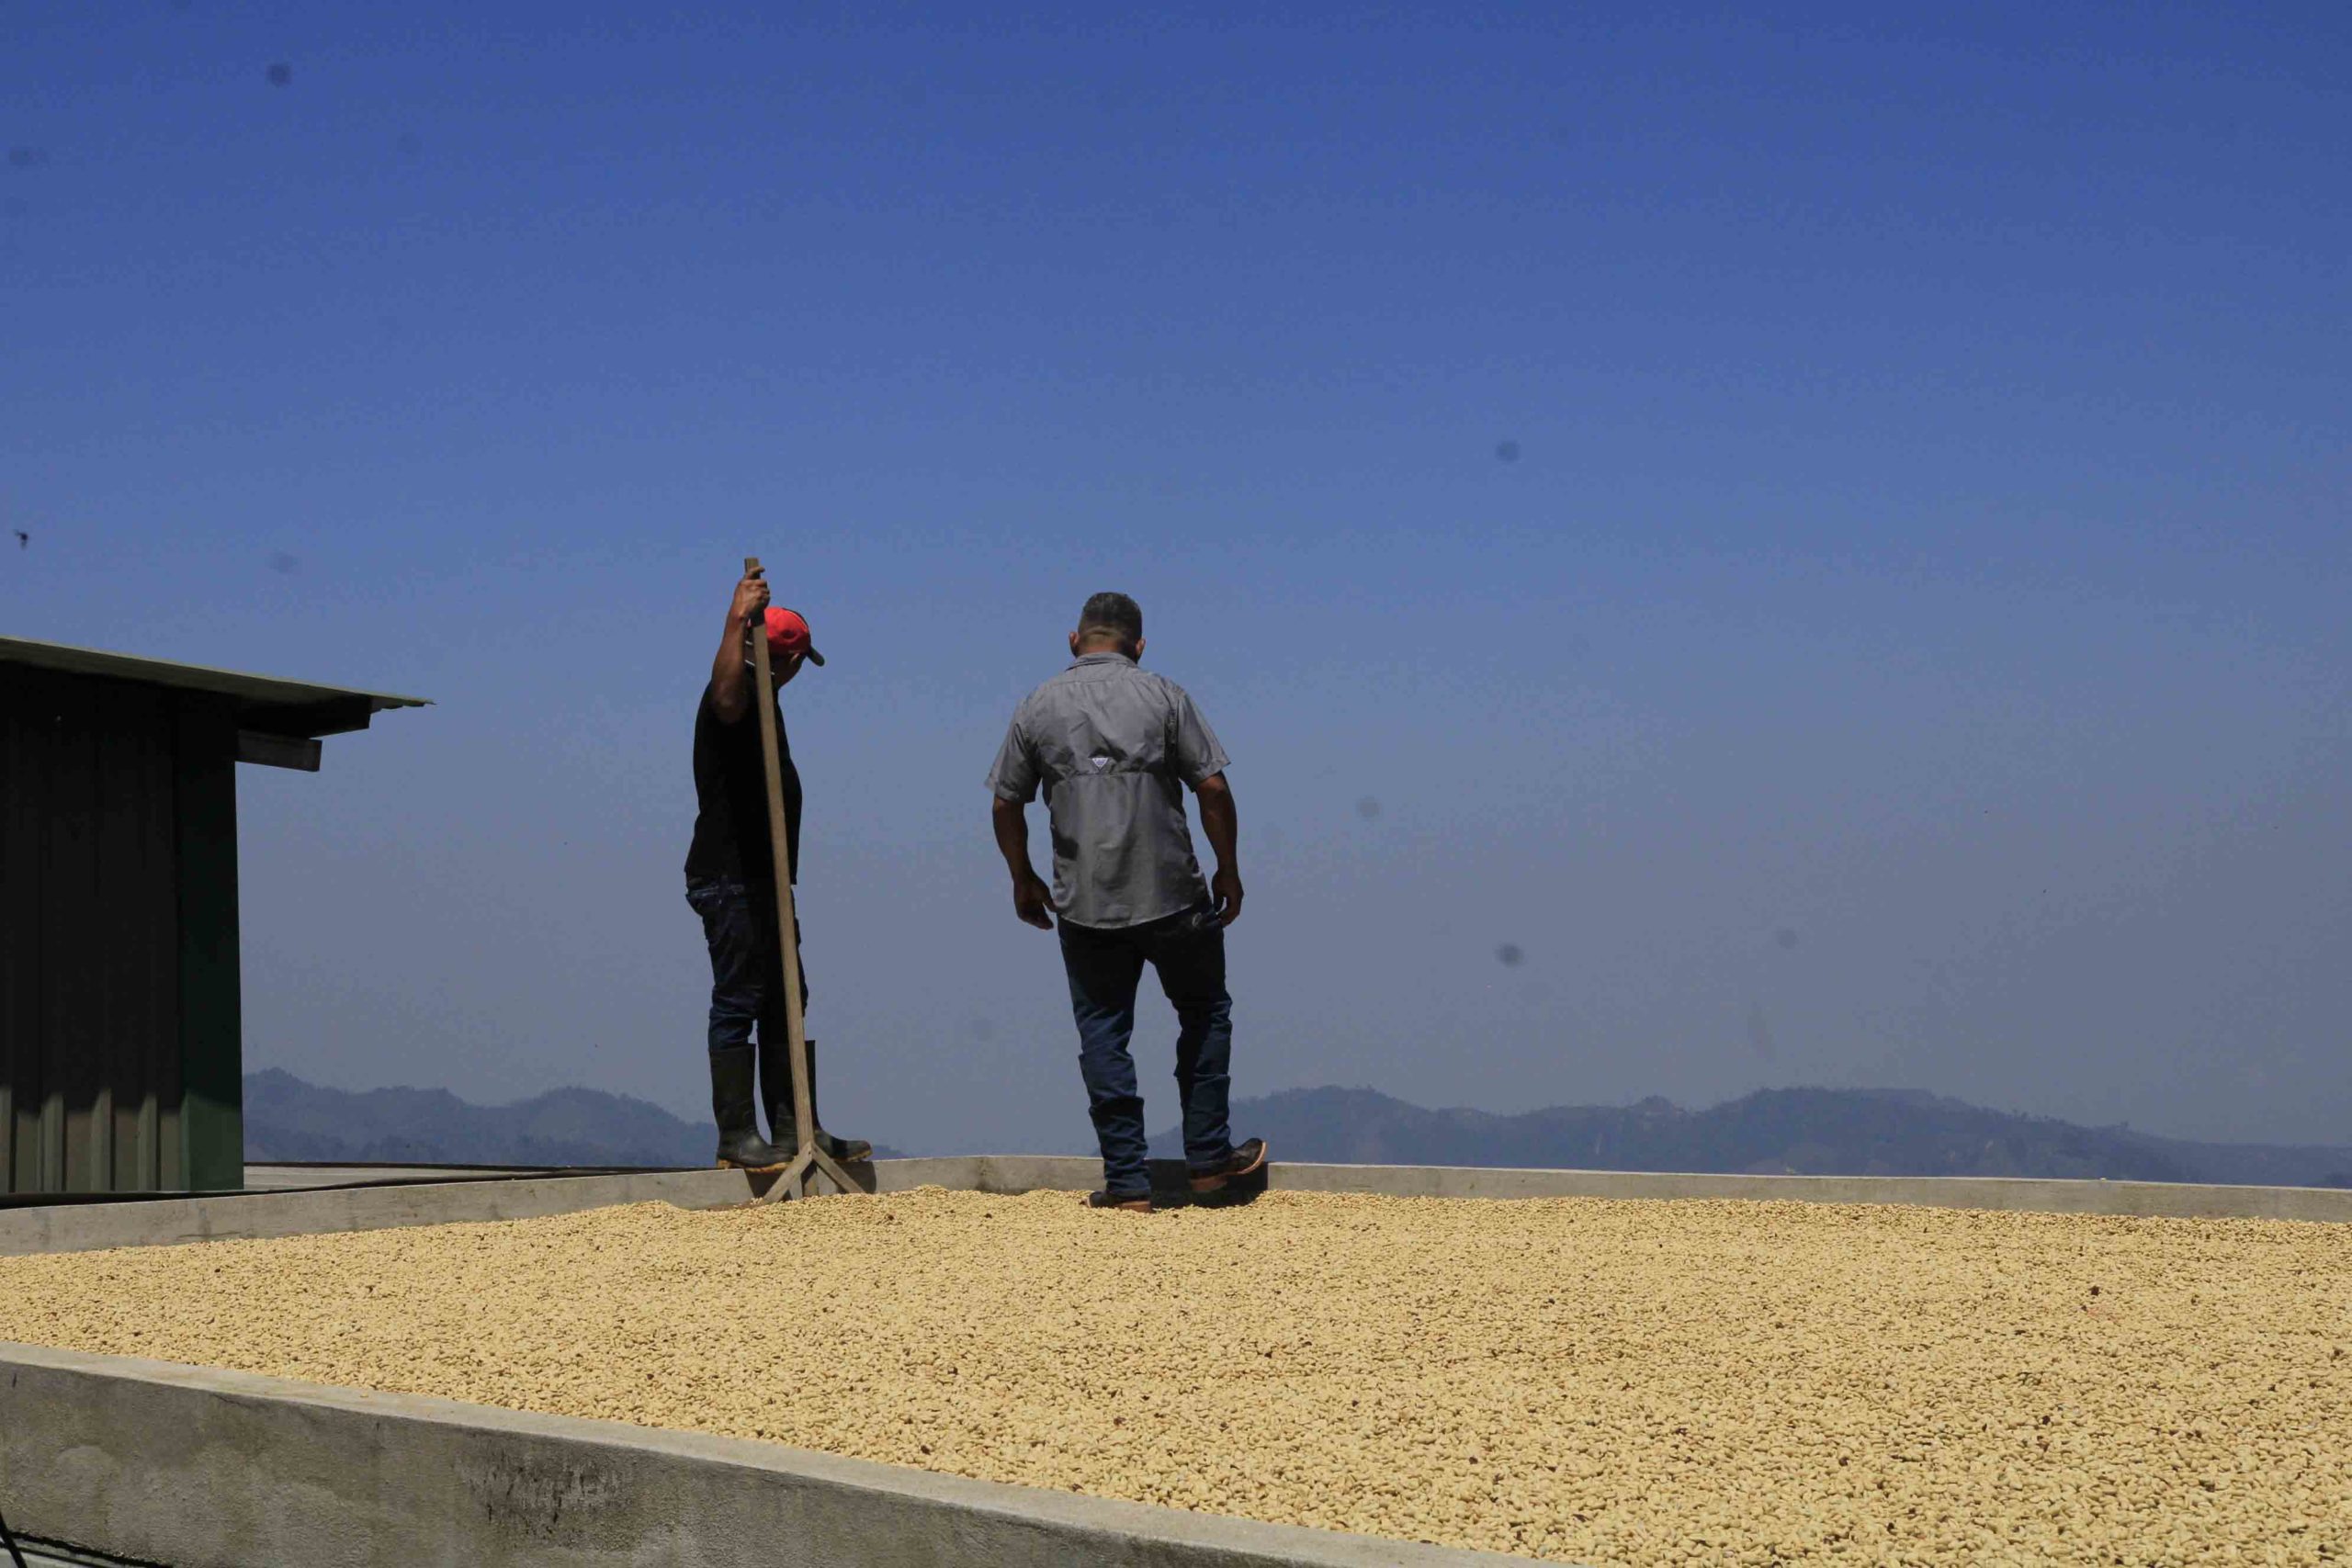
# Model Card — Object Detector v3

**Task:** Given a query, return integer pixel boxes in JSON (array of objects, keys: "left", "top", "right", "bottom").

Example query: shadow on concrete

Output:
[{"left": 1144, "top": 1157, "right": 1270, "bottom": 1210}]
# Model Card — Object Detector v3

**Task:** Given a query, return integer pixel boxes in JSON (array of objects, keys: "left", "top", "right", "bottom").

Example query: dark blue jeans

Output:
[
  {"left": 1058, "top": 902, "right": 1236, "bottom": 1196},
  {"left": 687, "top": 878, "right": 808, "bottom": 1054}
]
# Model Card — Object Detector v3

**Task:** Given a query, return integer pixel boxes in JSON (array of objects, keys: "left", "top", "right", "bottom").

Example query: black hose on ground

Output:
[{"left": 0, "top": 1498, "right": 28, "bottom": 1568}]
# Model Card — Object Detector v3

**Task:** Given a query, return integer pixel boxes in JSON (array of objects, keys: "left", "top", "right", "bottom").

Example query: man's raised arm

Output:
[{"left": 708, "top": 569, "right": 770, "bottom": 723}]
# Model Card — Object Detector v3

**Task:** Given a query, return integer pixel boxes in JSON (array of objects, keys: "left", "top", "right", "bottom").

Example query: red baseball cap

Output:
[{"left": 763, "top": 605, "right": 825, "bottom": 667}]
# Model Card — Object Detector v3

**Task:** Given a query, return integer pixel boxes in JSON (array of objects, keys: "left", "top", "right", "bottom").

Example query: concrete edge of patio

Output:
[
  {"left": 4, "top": 1155, "right": 2346, "bottom": 1260},
  {"left": 0, "top": 1343, "right": 1532, "bottom": 1568}
]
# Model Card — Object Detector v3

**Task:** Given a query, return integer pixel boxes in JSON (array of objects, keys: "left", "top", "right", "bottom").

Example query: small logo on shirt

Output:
[{"left": 1091, "top": 754, "right": 1111, "bottom": 772}]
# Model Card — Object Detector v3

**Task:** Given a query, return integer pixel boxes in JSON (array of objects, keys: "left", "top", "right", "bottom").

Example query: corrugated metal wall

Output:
[{"left": 1, "top": 665, "right": 242, "bottom": 1193}]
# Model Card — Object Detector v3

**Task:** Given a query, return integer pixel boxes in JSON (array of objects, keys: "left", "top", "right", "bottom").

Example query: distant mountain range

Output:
[
  {"left": 1152, "top": 1086, "right": 2352, "bottom": 1189},
  {"left": 243, "top": 1069, "right": 905, "bottom": 1168},
  {"left": 247, "top": 1070, "right": 2350, "bottom": 1189}
]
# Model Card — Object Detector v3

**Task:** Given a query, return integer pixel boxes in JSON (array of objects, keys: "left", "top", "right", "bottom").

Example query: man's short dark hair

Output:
[{"left": 1078, "top": 592, "right": 1143, "bottom": 645}]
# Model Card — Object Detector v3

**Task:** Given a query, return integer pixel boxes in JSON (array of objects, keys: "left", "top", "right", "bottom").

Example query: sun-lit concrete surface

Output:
[{"left": 0, "top": 1342, "right": 1522, "bottom": 1568}]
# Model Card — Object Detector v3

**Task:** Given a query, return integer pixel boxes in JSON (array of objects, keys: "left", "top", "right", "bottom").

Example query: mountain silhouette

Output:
[
  {"left": 1152, "top": 1085, "right": 2352, "bottom": 1188},
  {"left": 246, "top": 1070, "right": 2348, "bottom": 1186},
  {"left": 243, "top": 1068, "right": 903, "bottom": 1168}
]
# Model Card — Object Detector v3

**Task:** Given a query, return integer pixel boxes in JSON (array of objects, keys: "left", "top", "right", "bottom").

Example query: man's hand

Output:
[
  {"left": 992, "top": 797, "right": 1054, "bottom": 929},
  {"left": 730, "top": 570, "right": 772, "bottom": 626},
  {"left": 711, "top": 570, "right": 774, "bottom": 723},
  {"left": 1193, "top": 773, "right": 1242, "bottom": 927},
  {"left": 1012, "top": 871, "right": 1056, "bottom": 930},
  {"left": 1211, "top": 866, "right": 1244, "bottom": 928}
]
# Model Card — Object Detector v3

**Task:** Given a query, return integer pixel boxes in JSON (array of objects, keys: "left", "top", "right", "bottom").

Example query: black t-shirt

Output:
[{"left": 684, "top": 683, "right": 801, "bottom": 886}]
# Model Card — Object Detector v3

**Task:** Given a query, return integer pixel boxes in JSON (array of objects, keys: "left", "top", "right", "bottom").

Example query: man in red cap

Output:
[{"left": 684, "top": 566, "right": 871, "bottom": 1170}]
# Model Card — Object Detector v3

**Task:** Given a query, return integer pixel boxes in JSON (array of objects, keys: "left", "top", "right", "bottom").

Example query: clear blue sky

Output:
[{"left": 6, "top": 2, "right": 2346, "bottom": 1151}]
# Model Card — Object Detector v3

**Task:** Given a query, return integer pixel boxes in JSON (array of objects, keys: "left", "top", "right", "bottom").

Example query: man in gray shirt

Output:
[{"left": 988, "top": 592, "right": 1266, "bottom": 1213}]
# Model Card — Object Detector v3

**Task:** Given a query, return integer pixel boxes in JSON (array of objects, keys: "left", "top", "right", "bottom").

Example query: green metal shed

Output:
[{"left": 0, "top": 637, "right": 426, "bottom": 1195}]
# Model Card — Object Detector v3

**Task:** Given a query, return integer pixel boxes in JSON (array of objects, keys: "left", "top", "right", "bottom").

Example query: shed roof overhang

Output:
[{"left": 0, "top": 635, "right": 429, "bottom": 769}]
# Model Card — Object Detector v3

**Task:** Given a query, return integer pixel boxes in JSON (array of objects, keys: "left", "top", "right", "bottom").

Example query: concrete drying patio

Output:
[{"left": 2, "top": 1160, "right": 2348, "bottom": 1566}]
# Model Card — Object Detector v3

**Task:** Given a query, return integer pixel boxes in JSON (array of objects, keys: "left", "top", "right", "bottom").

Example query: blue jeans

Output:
[
  {"left": 1058, "top": 902, "right": 1236, "bottom": 1196},
  {"left": 687, "top": 878, "right": 808, "bottom": 1055}
]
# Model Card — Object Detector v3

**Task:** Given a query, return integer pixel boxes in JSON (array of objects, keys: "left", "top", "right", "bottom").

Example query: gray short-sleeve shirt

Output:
[{"left": 988, "top": 652, "right": 1230, "bottom": 930}]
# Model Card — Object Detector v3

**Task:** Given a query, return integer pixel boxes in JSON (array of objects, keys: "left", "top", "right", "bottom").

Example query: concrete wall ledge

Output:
[
  {"left": 1271, "top": 1159, "right": 2352, "bottom": 1222},
  {"left": 4, "top": 1156, "right": 2345, "bottom": 1260},
  {"left": 924, "top": 1155, "right": 2352, "bottom": 1224},
  {"left": 0, "top": 1343, "right": 1521, "bottom": 1568},
  {"left": 0, "top": 1168, "right": 765, "bottom": 1258}
]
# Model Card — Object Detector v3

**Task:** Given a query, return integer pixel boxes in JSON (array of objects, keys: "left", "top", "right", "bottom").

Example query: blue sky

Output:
[{"left": 6, "top": 2, "right": 2346, "bottom": 1151}]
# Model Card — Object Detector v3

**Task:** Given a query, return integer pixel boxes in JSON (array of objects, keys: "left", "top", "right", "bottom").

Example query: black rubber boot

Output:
[
  {"left": 760, "top": 1032, "right": 874, "bottom": 1163},
  {"left": 711, "top": 1045, "right": 788, "bottom": 1171}
]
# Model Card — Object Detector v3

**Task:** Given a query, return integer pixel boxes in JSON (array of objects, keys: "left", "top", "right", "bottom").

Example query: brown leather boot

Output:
[{"left": 1188, "top": 1137, "right": 1269, "bottom": 1194}]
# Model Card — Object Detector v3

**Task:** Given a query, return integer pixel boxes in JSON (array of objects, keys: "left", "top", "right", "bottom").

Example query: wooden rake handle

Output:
[{"left": 741, "top": 557, "right": 853, "bottom": 1200}]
